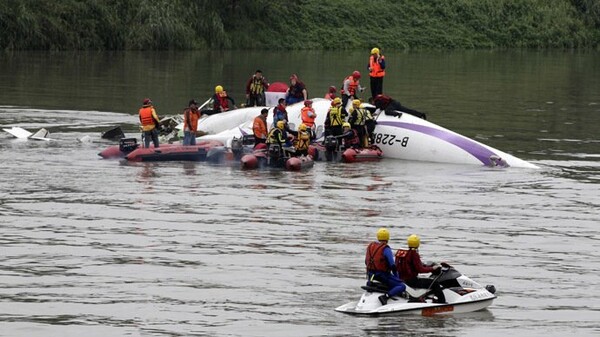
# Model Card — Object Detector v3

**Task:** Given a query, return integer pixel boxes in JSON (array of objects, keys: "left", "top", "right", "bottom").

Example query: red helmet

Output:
[
  {"left": 142, "top": 98, "right": 152, "bottom": 105},
  {"left": 304, "top": 100, "right": 313, "bottom": 106},
  {"left": 329, "top": 86, "right": 337, "bottom": 93},
  {"left": 352, "top": 71, "right": 361, "bottom": 79}
]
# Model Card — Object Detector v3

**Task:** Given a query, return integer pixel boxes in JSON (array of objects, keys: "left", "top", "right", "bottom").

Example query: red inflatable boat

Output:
[
  {"left": 98, "top": 138, "right": 223, "bottom": 161},
  {"left": 341, "top": 145, "right": 383, "bottom": 163},
  {"left": 241, "top": 144, "right": 314, "bottom": 171}
]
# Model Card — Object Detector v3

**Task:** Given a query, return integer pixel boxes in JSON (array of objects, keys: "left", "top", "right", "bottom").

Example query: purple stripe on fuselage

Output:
[{"left": 377, "top": 121, "right": 496, "bottom": 165}]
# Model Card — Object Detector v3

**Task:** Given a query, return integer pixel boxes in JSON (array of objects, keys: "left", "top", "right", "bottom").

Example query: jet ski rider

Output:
[
  {"left": 395, "top": 234, "right": 446, "bottom": 303},
  {"left": 365, "top": 228, "right": 407, "bottom": 306}
]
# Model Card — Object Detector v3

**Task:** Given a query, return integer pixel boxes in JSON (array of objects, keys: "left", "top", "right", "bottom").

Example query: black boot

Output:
[{"left": 378, "top": 294, "right": 388, "bottom": 306}]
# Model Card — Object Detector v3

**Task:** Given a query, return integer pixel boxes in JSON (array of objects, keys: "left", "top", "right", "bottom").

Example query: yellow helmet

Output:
[
  {"left": 371, "top": 47, "right": 380, "bottom": 55},
  {"left": 342, "top": 122, "right": 351, "bottom": 128},
  {"left": 215, "top": 85, "right": 223, "bottom": 93},
  {"left": 333, "top": 97, "right": 342, "bottom": 105},
  {"left": 407, "top": 234, "right": 420, "bottom": 248},
  {"left": 352, "top": 99, "right": 361, "bottom": 107},
  {"left": 298, "top": 123, "right": 307, "bottom": 131},
  {"left": 377, "top": 228, "right": 390, "bottom": 241},
  {"left": 276, "top": 120, "right": 286, "bottom": 129}
]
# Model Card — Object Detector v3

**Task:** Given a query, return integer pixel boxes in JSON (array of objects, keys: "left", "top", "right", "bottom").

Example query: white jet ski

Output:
[
  {"left": 335, "top": 263, "right": 497, "bottom": 316},
  {"left": 185, "top": 98, "right": 537, "bottom": 168}
]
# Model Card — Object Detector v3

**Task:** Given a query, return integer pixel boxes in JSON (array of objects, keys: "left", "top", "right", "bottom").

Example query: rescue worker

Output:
[
  {"left": 364, "top": 108, "right": 376, "bottom": 146},
  {"left": 245, "top": 69, "right": 269, "bottom": 107},
  {"left": 138, "top": 98, "right": 161, "bottom": 148},
  {"left": 324, "top": 86, "right": 337, "bottom": 100},
  {"left": 295, "top": 123, "right": 311, "bottom": 157},
  {"left": 207, "top": 85, "right": 236, "bottom": 115},
  {"left": 373, "top": 94, "right": 427, "bottom": 120},
  {"left": 348, "top": 99, "right": 368, "bottom": 147},
  {"left": 324, "top": 97, "right": 344, "bottom": 138},
  {"left": 395, "top": 234, "right": 446, "bottom": 304},
  {"left": 285, "top": 74, "right": 307, "bottom": 105},
  {"left": 252, "top": 108, "right": 269, "bottom": 147},
  {"left": 182, "top": 99, "right": 201, "bottom": 146},
  {"left": 267, "top": 120, "right": 293, "bottom": 158},
  {"left": 341, "top": 70, "right": 364, "bottom": 109},
  {"left": 365, "top": 228, "right": 406, "bottom": 306},
  {"left": 339, "top": 122, "right": 360, "bottom": 150},
  {"left": 273, "top": 98, "right": 288, "bottom": 127},
  {"left": 300, "top": 100, "right": 317, "bottom": 140},
  {"left": 368, "top": 47, "right": 386, "bottom": 99}
]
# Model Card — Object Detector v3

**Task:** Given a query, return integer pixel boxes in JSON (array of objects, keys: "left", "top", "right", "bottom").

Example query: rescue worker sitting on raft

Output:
[
  {"left": 338, "top": 122, "right": 360, "bottom": 150},
  {"left": 294, "top": 123, "right": 311, "bottom": 157},
  {"left": 267, "top": 120, "right": 295, "bottom": 158}
]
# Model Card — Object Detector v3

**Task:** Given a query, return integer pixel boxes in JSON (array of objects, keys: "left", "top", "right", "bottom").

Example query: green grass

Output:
[{"left": 0, "top": 0, "right": 598, "bottom": 50}]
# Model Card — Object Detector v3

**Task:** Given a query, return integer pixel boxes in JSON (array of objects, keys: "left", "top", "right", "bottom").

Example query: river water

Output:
[{"left": 0, "top": 51, "right": 599, "bottom": 337}]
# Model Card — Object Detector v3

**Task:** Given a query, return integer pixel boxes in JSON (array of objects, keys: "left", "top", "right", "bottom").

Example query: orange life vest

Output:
[
  {"left": 253, "top": 115, "right": 268, "bottom": 139},
  {"left": 139, "top": 106, "right": 157, "bottom": 128},
  {"left": 369, "top": 55, "right": 385, "bottom": 78},
  {"left": 365, "top": 241, "right": 390, "bottom": 272},
  {"left": 301, "top": 107, "right": 316, "bottom": 127},
  {"left": 341, "top": 75, "right": 359, "bottom": 96},
  {"left": 183, "top": 107, "right": 200, "bottom": 132}
]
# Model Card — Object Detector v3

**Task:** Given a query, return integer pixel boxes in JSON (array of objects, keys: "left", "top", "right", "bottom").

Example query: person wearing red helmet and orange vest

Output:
[
  {"left": 368, "top": 47, "right": 386, "bottom": 100},
  {"left": 341, "top": 70, "right": 365, "bottom": 109},
  {"left": 138, "top": 98, "right": 161, "bottom": 148},
  {"left": 300, "top": 100, "right": 317, "bottom": 140},
  {"left": 366, "top": 228, "right": 406, "bottom": 306}
]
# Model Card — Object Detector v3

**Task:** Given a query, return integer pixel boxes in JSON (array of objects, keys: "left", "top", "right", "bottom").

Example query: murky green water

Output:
[{"left": 0, "top": 51, "right": 598, "bottom": 337}]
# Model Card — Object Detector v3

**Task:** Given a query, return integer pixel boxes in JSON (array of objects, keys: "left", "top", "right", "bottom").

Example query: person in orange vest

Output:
[
  {"left": 182, "top": 99, "right": 201, "bottom": 146},
  {"left": 252, "top": 108, "right": 269, "bottom": 147},
  {"left": 365, "top": 228, "right": 406, "bottom": 306},
  {"left": 341, "top": 70, "right": 364, "bottom": 109},
  {"left": 368, "top": 47, "right": 386, "bottom": 100},
  {"left": 324, "top": 86, "right": 337, "bottom": 100},
  {"left": 300, "top": 100, "right": 317, "bottom": 140},
  {"left": 138, "top": 98, "right": 161, "bottom": 148}
]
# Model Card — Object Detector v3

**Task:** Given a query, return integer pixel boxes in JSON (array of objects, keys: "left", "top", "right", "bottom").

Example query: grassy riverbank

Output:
[{"left": 1, "top": 0, "right": 599, "bottom": 50}]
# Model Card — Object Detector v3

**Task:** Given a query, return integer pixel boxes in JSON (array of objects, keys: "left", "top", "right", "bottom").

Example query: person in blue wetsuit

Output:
[{"left": 365, "top": 228, "right": 406, "bottom": 306}]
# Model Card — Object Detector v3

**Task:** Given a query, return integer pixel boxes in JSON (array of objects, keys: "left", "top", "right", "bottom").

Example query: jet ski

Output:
[{"left": 335, "top": 263, "right": 497, "bottom": 316}]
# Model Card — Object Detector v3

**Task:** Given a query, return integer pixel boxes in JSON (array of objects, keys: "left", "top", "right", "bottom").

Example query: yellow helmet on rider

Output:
[
  {"left": 333, "top": 97, "right": 342, "bottom": 105},
  {"left": 377, "top": 228, "right": 390, "bottom": 241},
  {"left": 352, "top": 99, "right": 361, "bottom": 107},
  {"left": 215, "top": 85, "right": 224, "bottom": 93},
  {"left": 342, "top": 122, "right": 351, "bottom": 128},
  {"left": 276, "top": 120, "right": 286, "bottom": 130},
  {"left": 298, "top": 123, "right": 307, "bottom": 131},
  {"left": 371, "top": 47, "right": 380, "bottom": 55},
  {"left": 407, "top": 234, "right": 420, "bottom": 248}
]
